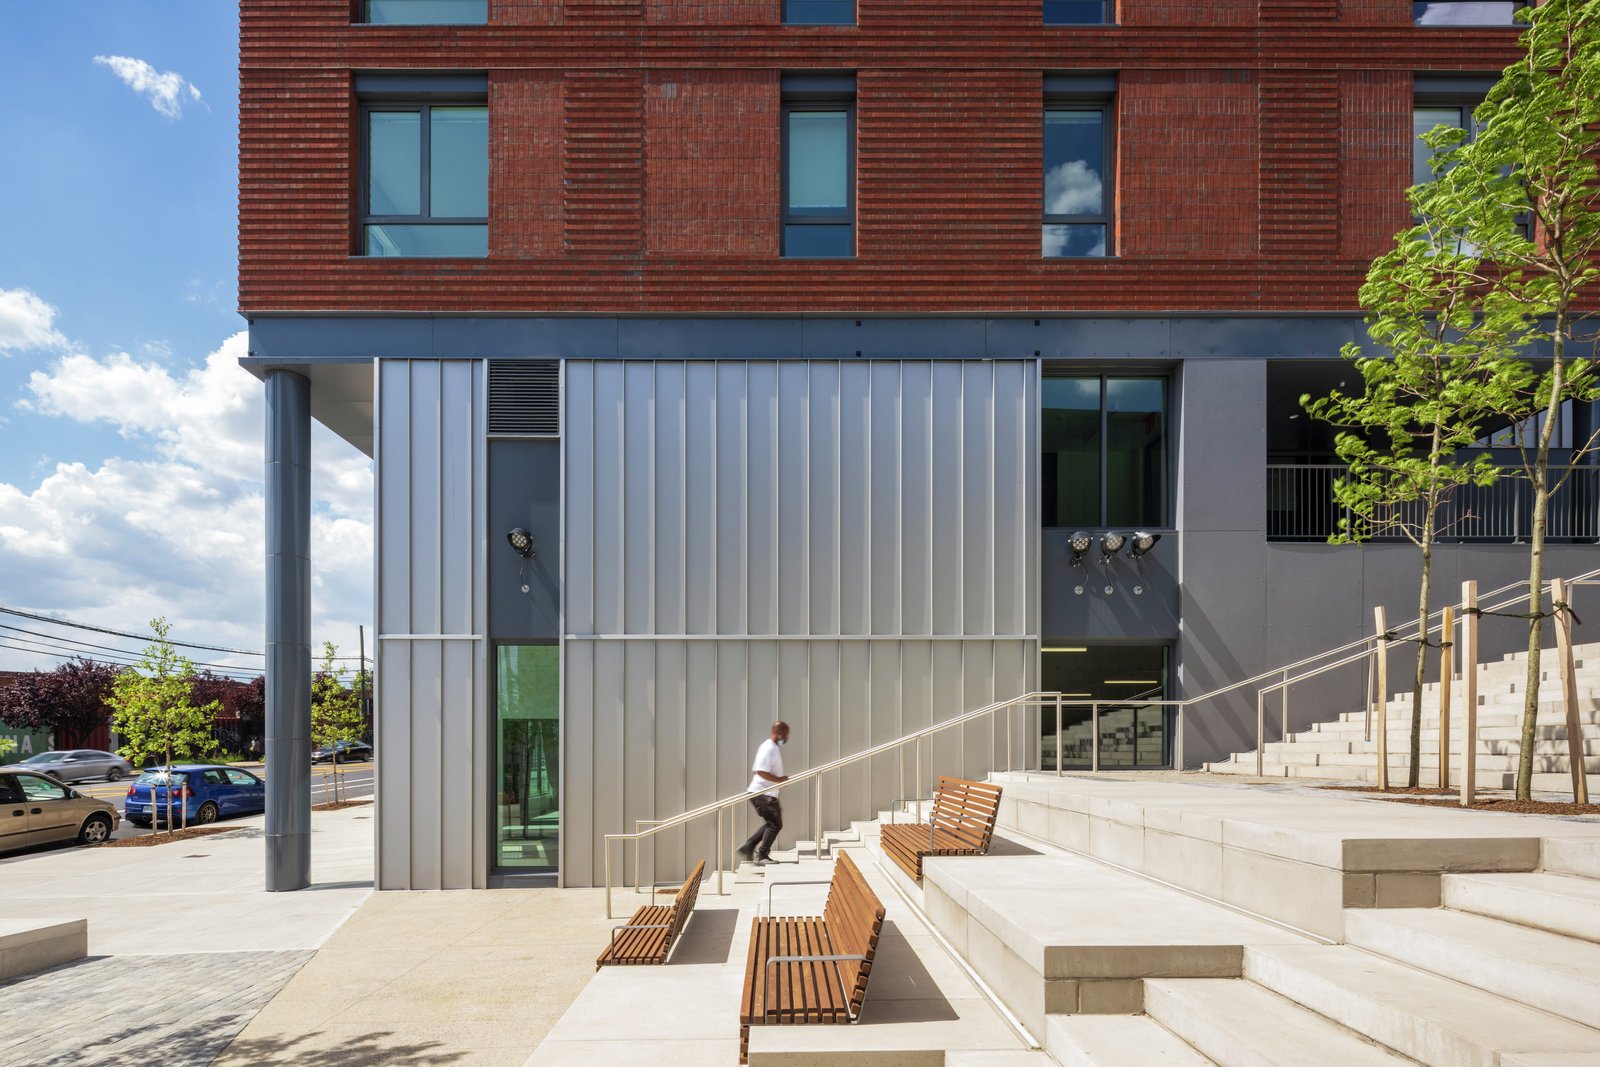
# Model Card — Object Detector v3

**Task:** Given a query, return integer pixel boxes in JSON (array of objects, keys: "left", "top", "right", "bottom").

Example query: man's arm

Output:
[{"left": 753, "top": 770, "right": 788, "bottom": 784}]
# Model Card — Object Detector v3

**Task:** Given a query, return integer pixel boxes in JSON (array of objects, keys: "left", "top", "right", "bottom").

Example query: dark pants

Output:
[{"left": 741, "top": 795, "right": 783, "bottom": 860}]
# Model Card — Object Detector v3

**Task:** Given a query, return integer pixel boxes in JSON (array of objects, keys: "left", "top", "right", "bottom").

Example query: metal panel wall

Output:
[
  {"left": 375, "top": 359, "right": 488, "bottom": 890},
  {"left": 563, "top": 359, "right": 1038, "bottom": 888}
]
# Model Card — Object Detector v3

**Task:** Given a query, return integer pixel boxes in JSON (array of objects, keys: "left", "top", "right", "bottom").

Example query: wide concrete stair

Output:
[
  {"left": 1206, "top": 640, "right": 1600, "bottom": 790},
  {"left": 900, "top": 775, "right": 1600, "bottom": 1067}
]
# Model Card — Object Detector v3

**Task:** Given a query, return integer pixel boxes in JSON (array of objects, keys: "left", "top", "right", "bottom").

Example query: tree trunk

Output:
[
  {"left": 1517, "top": 344, "right": 1566, "bottom": 800},
  {"left": 1411, "top": 527, "right": 1436, "bottom": 789}
]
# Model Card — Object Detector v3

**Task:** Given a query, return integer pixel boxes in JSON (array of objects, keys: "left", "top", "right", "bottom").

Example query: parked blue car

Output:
[{"left": 124, "top": 765, "right": 266, "bottom": 827}]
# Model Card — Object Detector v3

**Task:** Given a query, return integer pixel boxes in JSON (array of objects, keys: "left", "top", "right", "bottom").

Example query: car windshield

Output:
[
  {"left": 135, "top": 771, "right": 189, "bottom": 787},
  {"left": 20, "top": 752, "right": 64, "bottom": 763}
]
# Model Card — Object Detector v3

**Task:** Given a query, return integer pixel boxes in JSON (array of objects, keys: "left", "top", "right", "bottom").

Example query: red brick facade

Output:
[{"left": 238, "top": 0, "right": 1524, "bottom": 315}]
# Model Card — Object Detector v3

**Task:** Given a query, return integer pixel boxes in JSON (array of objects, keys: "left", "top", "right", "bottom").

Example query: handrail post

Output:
[
  {"left": 1256, "top": 689, "right": 1266, "bottom": 777},
  {"left": 1281, "top": 668, "right": 1290, "bottom": 745},
  {"left": 1055, "top": 695, "right": 1063, "bottom": 777},
  {"left": 1175, "top": 704, "right": 1184, "bottom": 771},
  {"left": 716, "top": 808, "right": 725, "bottom": 896},
  {"left": 1007, "top": 703, "right": 1013, "bottom": 774},
  {"left": 1364, "top": 652, "right": 1374, "bottom": 742},
  {"left": 1091, "top": 702, "right": 1100, "bottom": 773},
  {"left": 1461, "top": 581, "right": 1478, "bottom": 807},
  {"left": 915, "top": 737, "right": 923, "bottom": 823},
  {"left": 1375, "top": 605, "right": 1390, "bottom": 792},
  {"left": 605, "top": 839, "right": 614, "bottom": 920},
  {"left": 815, "top": 779, "right": 825, "bottom": 860},
  {"left": 1553, "top": 577, "right": 1589, "bottom": 804},
  {"left": 1438, "top": 605, "right": 1455, "bottom": 790}
]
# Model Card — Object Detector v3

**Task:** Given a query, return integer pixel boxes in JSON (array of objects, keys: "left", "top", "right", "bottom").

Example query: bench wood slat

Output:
[
  {"left": 596, "top": 860, "right": 706, "bottom": 968},
  {"left": 880, "top": 778, "right": 1003, "bottom": 882}
]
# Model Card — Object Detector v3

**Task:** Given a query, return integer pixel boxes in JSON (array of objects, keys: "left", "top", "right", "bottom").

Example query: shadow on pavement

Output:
[
  {"left": 667, "top": 906, "right": 740, "bottom": 965},
  {"left": 216, "top": 1031, "right": 469, "bottom": 1067}
]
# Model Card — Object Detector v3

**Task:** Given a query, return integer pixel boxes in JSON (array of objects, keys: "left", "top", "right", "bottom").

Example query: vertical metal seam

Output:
[
  {"left": 557, "top": 356, "right": 568, "bottom": 888},
  {"left": 371, "top": 359, "right": 384, "bottom": 886},
  {"left": 435, "top": 359, "right": 445, "bottom": 889}
]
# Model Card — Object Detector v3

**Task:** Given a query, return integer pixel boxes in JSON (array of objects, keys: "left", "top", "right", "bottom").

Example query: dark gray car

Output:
[{"left": 15, "top": 750, "right": 135, "bottom": 784}]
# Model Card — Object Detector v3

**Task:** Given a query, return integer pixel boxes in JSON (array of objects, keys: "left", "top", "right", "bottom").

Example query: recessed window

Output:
[
  {"left": 362, "top": 0, "right": 487, "bottom": 24},
  {"left": 782, "top": 84, "right": 855, "bottom": 259},
  {"left": 1413, "top": 2, "right": 1524, "bottom": 26},
  {"left": 362, "top": 104, "right": 488, "bottom": 257},
  {"left": 1043, "top": 107, "right": 1112, "bottom": 258},
  {"left": 785, "top": 0, "right": 855, "bottom": 24},
  {"left": 1042, "top": 375, "right": 1167, "bottom": 529},
  {"left": 1413, "top": 96, "right": 1530, "bottom": 239},
  {"left": 1045, "top": 0, "right": 1112, "bottom": 24}
]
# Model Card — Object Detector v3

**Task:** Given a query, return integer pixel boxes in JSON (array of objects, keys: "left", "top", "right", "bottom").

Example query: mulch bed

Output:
[
  {"left": 1381, "top": 797, "right": 1600, "bottom": 816},
  {"left": 1320, "top": 786, "right": 1456, "bottom": 796},
  {"left": 312, "top": 799, "right": 373, "bottom": 812},
  {"left": 99, "top": 827, "right": 236, "bottom": 848}
]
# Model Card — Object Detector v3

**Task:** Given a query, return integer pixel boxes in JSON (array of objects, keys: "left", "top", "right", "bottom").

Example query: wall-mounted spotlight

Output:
[
  {"left": 507, "top": 528, "right": 536, "bottom": 559},
  {"left": 1068, "top": 531, "right": 1092, "bottom": 568},
  {"left": 1099, "top": 532, "right": 1126, "bottom": 565},
  {"left": 1126, "top": 531, "right": 1161, "bottom": 560}
]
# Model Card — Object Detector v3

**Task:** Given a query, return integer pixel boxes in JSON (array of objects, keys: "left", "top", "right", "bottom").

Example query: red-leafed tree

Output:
[{"left": 0, "top": 659, "right": 117, "bottom": 748}]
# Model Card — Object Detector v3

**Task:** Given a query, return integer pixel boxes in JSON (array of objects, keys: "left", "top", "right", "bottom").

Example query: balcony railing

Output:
[{"left": 1267, "top": 464, "right": 1600, "bottom": 543}]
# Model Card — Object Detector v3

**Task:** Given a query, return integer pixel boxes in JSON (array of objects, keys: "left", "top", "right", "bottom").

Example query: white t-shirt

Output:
[{"left": 747, "top": 738, "right": 785, "bottom": 797}]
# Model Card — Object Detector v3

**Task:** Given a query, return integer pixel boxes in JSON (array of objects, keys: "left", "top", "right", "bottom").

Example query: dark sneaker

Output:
[
  {"left": 752, "top": 856, "right": 770, "bottom": 867},
  {"left": 737, "top": 845, "right": 754, "bottom": 863}
]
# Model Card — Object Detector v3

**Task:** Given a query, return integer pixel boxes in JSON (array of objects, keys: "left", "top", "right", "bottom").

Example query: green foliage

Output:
[
  {"left": 105, "top": 618, "right": 222, "bottom": 831},
  {"left": 312, "top": 642, "right": 367, "bottom": 801},
  {"left": 0, "top": 737, "right": 13, "bottom": 761}
]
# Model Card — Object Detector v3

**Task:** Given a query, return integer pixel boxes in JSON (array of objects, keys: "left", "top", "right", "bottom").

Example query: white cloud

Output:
[
  {"left": 0, "top": 333, "right": 373, "bottom": 673},
  {"left": 1045, "top": 160, "right": 1103, "bottom": 217},
  {"left": 0, "top": 288, "right": 68, "bottom": 354},
  {"left": 93, "top": 55, "right": 203, "bottom": 119}
]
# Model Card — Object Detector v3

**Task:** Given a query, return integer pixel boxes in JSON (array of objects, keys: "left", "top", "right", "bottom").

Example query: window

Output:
[
  {"left": 1413, "top": 2, "right": 1524, "bottom": 26},
  {"left": 362, "top": 102, "right": 488, "bottom": 257},
  {"left": 1043, "top": 105, "right": 1112, "bottom": 258},
  {"left": 1413, "top": 86, "right": 1530, "bottom": 240},
  {"left": 361, "top": 0, "right": 487, "bottom": 24},
  {"left": 225, "top": 769, "right": 259, "bottom": 787},
  {"left": 784, "top": 0, "right": 855, "bottom": 24},
  {"left": 1042, "top": 375, "right": 1168, "bottom": 528},
  {"left": 1041, "top": 646, "right": 1170, "bottom": 769},
  {"left": 1045, "top": 0, "right": 1112, "bottom": 24},
  {"left": 495, "top": 644, "right": 559, "bottom": 872},
  {"left": 782, "top": 76, "right": 855, "bottom": 258},
  {"left": 16, "top": 774, "right": 69, "bottom": 802}
]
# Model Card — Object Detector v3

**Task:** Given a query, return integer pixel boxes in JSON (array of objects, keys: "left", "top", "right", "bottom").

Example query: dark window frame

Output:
[
  {"left": 1042, "top": 95, "right": 1116, "bottom": 259},
  {"left": 489, "top": 639, "right": 561, "bottom": 880},
  {"left": 1042, "top": 371, "right": 1171, "bottom": 529},
  {"left": 783, "top": 0, "right": 857, "bottom": 25},
  {"left": 1044, "top": 0, "right": 1115, "bottom": 25},
  {"left": 354, "top": 0, "right": 488, "bottom": 25},
  {"left": 1411, "top": 89, "right": 1532, "bottom": 240},
  {"left": 359, "top": 99, "right": 489, "bottom": 257},
  {"left": 780, "top": 90, "right": 856, "bottom": 259},
  {"left": 1413, "top": 1, "right": 1527, "bottom": 27}
]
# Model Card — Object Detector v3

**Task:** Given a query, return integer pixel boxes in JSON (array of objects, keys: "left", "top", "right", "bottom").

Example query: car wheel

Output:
[
  {"left": 78, "top": 814, "right": 113, "bottom": 845},
  {"left": 194, "top": 802, "right": 220, "bottom": 826},
  {"left": 106, "top": 767, "right": 123, "bottom": 782},
  {"left": 334, "top": 753, "right": 344, "bottom": 765}
]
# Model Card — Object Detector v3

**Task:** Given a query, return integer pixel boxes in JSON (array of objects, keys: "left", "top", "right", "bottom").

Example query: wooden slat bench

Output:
[
  {"left": 738, "top": 850, "right": 886, "bottom": 1064},
  {"left": 595, "top": 859, "right": 705, "bottom": 968},
  {"left": 880, "top": 776, "right": 1002, "bottom": 882}
]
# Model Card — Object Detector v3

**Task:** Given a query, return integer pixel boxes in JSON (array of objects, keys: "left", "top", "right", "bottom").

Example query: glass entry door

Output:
[
  {"left": 1041, "top": 645, "right": 1170, "bottom": 769},
  {"left": 495, "top": 645, "right": 559, "bottom": 872}
]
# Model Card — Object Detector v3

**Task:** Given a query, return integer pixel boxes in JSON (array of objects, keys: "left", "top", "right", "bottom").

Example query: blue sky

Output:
[{"left": 0, "top": 2, "right": 372, "bottom": 676}]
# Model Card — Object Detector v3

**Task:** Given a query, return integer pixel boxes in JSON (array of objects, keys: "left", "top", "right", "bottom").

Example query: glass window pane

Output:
[
  {"left": 787, "top": 111, "right": 849, "bottom": 212},
  {"left": 1045, "top": 110, "right": 1105, "bottom": 220},
  {"left": 366, "top": 223, "right": 488, "bottom": 257},
  {"left": 1043, "top": 223, "right": 1107, "bottom": 258},
  {"left": 1041, "top": 377, "right": 1101, "bottom": 528},
  {"left": 1041, "top": 646, "right": 1168, "bottom": 769},
  {"left": 365, "top": 0, "right": 488, "bottom": 24},
  {"left": 496, "top": 646, "right": 559, "bottom": 871},
  {"left": 783, "top": 224, "right": 853, "bottom": 258},
  {"left": 1413, "top": 107, "right": 1463, "bottom": 186},
  {"left": 784, "top": 0, "right": 855, "bottom": 23},
  {"left": 430, "top": 107, "right": 488, "bottom": 218},
  {"left": 1044, "top": 0, "right": 1107, "bottom": 23},
  {"left": 1414, "top": 2, "right": 1520, "bottom": 26},
  {"left": 369, "top": 111, "right": 422, "bottom": 216},
  {"left": 1105, "top": 378, "right": 1167, "bottom": 528}
]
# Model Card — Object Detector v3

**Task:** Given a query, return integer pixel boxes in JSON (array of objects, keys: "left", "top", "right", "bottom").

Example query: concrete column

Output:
[{"left": 265, "top": 369, "right": 312, "bottom": 892}]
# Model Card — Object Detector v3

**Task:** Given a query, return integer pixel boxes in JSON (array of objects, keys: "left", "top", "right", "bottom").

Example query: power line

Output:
[
  {"left": 0, "top": 637, "right": 262, "bottom": 682},
  {"left": 0, "top": 606, "right": 370, "bottom": 662},
  {"left": 0, "top": 625, "right": 266, "bottom": 678}
]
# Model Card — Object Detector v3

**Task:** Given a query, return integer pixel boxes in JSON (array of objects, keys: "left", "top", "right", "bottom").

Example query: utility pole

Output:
[{"left": 358, "top": 624, "right": 371, "bottom": 733}]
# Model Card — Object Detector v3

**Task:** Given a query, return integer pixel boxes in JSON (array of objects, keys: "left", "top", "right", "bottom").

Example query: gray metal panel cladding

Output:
[
  {"left": 375, "top": 359, "right": 486, "bottom": 890},
  {"left": 562, "top": 359, "right": 1040, "bottom": 888}
]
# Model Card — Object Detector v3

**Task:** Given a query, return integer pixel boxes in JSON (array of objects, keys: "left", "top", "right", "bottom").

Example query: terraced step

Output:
[
  {"left": 1443, "top": 872, "right": 1600, "bottom": 944},
  {"left": 1143, "top": 978, "right": 1415, "bottom": 1066},
  {"left": 1345, "top": 908, "right": 1600, "bottom": 1030},
  {"left": 1546, "top": 838, "right": 1600, "bottom": 879},
  {"left": 1045, "top": 1014, "right": 1216, "bottom": 1067},
  {"left": 1244, "top": 943, "right": 1600, "bottom": 1067}
]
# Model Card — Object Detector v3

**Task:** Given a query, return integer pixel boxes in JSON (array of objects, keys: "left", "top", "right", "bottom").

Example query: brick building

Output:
[{"left": 239, "top": 0, "right": 1595, "bottom": 890}]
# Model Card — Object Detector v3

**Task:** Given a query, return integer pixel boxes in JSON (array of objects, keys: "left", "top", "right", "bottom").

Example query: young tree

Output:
[
  {"left": 0, "top": 737, "right": 14, "bottom": 762},
  {"left": 311, "top": 642, "right": 366, "bottom": 803},
  {"left": 0, "top": 659, "right": 117, "bottom": 749},
  {"left": 1415, "top": 0, "right": 1600, "bottom": 798},
  {"left": 106, "top": 619, "right": 222, "bottom": 833},
  {"left": 1306, "top": 243, "right": 1520, "bottom": 786}
]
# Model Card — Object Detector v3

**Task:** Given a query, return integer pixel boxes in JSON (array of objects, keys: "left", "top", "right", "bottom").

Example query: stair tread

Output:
[
  {"left": 1144, "top": 978, "right": 1415, "bottom": 1065},
  {"left": 1345, "top": 907, "right": 1600, "bottom": 1030},
  {"left": 1245, "top": 943, "right": 1600, "bottom": 1065},
  {"left": 1046, "top": 1013, "right": 1217, "bottom": 1066},
  {"left": 1443, "top": 871, "right": 1600, "bottom": 942}
]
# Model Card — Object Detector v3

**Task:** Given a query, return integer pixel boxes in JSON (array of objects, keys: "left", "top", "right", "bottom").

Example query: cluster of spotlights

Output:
[{"left": 1068, "top": 530, "right": 1160, "bottom": 567}]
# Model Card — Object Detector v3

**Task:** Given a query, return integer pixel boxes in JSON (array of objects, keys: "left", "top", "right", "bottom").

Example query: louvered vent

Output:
[{"left": 488, "top": 360, "right": 560, "bottom": 436}]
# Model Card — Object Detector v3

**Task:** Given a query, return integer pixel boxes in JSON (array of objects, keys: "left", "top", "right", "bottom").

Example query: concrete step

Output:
[
  {"left": 1244, "top": 943, "right": 1600, "bottom": 1067},
  {"left": 0, "top": 919, "right": 87, "bottom": 981},
  {"left": 1545, "top": 838, "right": 1600, "bottom": 880},
  {"left": 1143, "top": 978, "right": 1415, "bottom": 1066},
  {"left": 1044, "top": 1014, "right": 1216, "bottom": 1066},
  {"left": 943, "top": 1052, "right": 1057, "bottom": 1067},
  {"left": 1345, "top": 908, "right": 1600, "bottom": 1031},
  {"left": 1443, "top": 872, "right": 1600, "bottom": 944}
]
